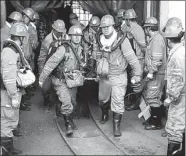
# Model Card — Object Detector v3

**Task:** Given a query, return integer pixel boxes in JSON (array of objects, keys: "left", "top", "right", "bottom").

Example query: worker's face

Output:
[
  {"left": 34, "top": 19, "right": 39, "bottom": 27},
  {"left": 90, "top": 26, "right": 99, "bottom": 32},
  {"left": 23, "top": 15, "right": 30, "bottom": 25},
  {"left": 118, "top": 17, "right": 123, "bottom": 25},
  {"left": 125, "top": 19, "right": 131, "bottom": 27},
  {"left": 101, "top": 25, "right": 114, "bottom": 36},
  {"left": 71, "top": 35, "right": 82, "bottom": 44},
  {"left": 53, "top": 29, "right": 63, "bottom": 39},
  {"left": 167, "top": 38, "right": 173, "bottom": 50}
]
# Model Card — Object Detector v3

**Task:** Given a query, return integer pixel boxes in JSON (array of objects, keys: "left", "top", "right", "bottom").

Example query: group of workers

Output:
[{"left": 1, "top": 6, "right": 185, "bottom": 156}]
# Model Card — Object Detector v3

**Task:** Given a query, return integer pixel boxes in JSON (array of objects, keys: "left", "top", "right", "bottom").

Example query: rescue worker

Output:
[
  {"left": 97, "top": 15, "right": 142, "bottom": 137},
  {"left": 33, "top": 12, "right": 40, "bottom": 27},
  {"left": 1, "top": 22, "right": 28, "bottom": 155},
  {"left": 1, "top": 11, "right": 23, "bottom": 51},
  {"left": 69, "top": 13, "right": 85, "bottom": 30},
  {"left": 22, "top": 7, "right": 38, "bottom": 70},
  {"left": 76, "top": 16, "right": 100, "bottom": 117},
  {"left": 82, "top": 16, "right": 100, "bottom": 77},
  {"left": 39, "top": 25, "right": 84, "bottom": 136},
  {"left": 142, "top": 17, "right": 166, "bottom": 130},
  {"left": 21, "top": 8, "right": 38, "bottom": 110},
  {"left": 38, "top": 19, "right": 69, "bottom": 113},
  {"left": 123, "top": 9, "right": 147, "bottom": 111},
  {"left": 32, "top": 12, "right": 40, "bottom": 76},
  {"left": 115, "top": 9, "right": 126, "bottom": 32},
  {"left": 162, "top": 17, "right": 185, "bottom": 156}
]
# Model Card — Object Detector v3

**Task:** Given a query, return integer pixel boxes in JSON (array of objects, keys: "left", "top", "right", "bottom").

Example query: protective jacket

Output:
[
  {"left": 82, "top": 27, "right": 99, "bottom": 60},
  {"left": 99, "top": 30, "right": 142, "bottom": 77},
  {"left": 1, "top": 40, "right": 23, "bottom": 101},
  {"left": 38, "top": 31, "right": 69, "bottom": 74},
  {"left": 125, "top": 22, "right": 146, "bottom": 60},
  {"left": 166, "top": 43, "right": 185, "bottom": 100},
  {"left": 144, "top": 32, "right": 166, "bottom": 75},
  {"left": 165, "top": 43, "right": 185, "bottom": 143},
  {"left": 39, "top": 43, "right": 83, "bottom": 84}
]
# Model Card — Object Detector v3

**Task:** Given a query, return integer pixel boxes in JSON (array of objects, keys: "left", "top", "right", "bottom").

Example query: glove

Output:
[
  {"left": 39, "top": 81, "right": 43, "bottom": 88},
  {"left": 164, "top": 97, "right": 173, "bottom": 107},
  {"left": 95, "top": 76, "right": 100, "bottom": 82},
  {"left": 147, "top": 73, "right": 153, "bottom": 80},
  {"left": 11, "top": 93, "right": 20, "bottom": 109},
  {"left": 80, "top": 62, "right": 87, "bottom": 68},
  {"left": 131, "top": 82, "right": 143, "bottom": 93},
  {"left": 131, "top": 75, "right": 141, "bottom": 84},
  {"left": 121, "top": 24, "right": 130, "bottom": 33}
]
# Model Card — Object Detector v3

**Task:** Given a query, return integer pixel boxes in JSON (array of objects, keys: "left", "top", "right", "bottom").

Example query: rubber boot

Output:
[
  {"left": 70, "top": 118, "right": 78, "bottom": 130},
  {"left": 100, "top": 103, "right": 109, "bottom": 124},
  {"left": 145, "top": 107, "right": 162, "bottom": 130},
  {"left": 56, "top": 102, "right": 63, "bottom": 117},
  {"left": 142, "top": 116, "right": 152, "bottom": 126},
  {"left": 167, "top": 140, "right": 182, "bottom": 156},
  {"left": 125, "top": 93, "right": 140, "bottom": 111},
  {"left": 63, "top": 114, "right": 73, "bottom": 137},
  {"left": 20, "top": 101, "right": 31, "bottom": 111},
  {"left": 181, "top": 133, "right": 185, "bottom": 156},
  {"left": 113, "top": 112, "right": 122, "bottom": 137},
  {"left": 12, "top": 128, "right": 22, "bottom": 137},
  {"left": 1, "top": 137, "right": 13, "bottom": 155}
]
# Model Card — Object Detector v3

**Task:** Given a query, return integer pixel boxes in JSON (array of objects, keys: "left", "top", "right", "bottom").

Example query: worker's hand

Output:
[
  {"left": 147, "top": 73, "right": 153, "bottom": 80},
  {"left": 80, "top": 62, "right": 87, "bottom": 68},
  {"left": 164, "top": 97, "right": 173, "bottom": 107},
  {"left": 11, "top": 93, "right": 20, "bottom": 109},
  {"left": 121, "top": 24, "right": 130, "bottom": 33},
  {"left": 95, "top": 76, "right": 100, "bottom": 82},
  {"left": 131, "top": 75, "right": 141, "bottom": 84},
  {"left": 39, "top": 81, "right": 43, "bottom": 88}
]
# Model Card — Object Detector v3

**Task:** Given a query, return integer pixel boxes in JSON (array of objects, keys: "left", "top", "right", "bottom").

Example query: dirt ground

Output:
[{"left": 14, "top": 88, "right": 72, "bottom": 155}]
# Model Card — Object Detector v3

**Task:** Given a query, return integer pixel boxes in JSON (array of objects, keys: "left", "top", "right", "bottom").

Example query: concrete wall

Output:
[{"left": 160, "top": 1, "right": 185, "bottom": 30}]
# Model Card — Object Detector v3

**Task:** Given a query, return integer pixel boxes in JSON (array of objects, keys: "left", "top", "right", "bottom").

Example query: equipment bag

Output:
[
  {"left": 96, "top": 30, "right": 126, "bottom": 77},
  {"left": 63, "top": 42, "right": 85, "bottom": 88}
]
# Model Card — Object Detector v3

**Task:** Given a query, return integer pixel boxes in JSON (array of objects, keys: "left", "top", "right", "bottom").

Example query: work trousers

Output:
[
  {"left": 1, "top": 90, "right": 22, "bottom": 137},
  {"left": 99, "top": 72, "right": 127, "bottom": 114},
  {"left": 52, "top": 77, "right": 76, "bottom": 115}
]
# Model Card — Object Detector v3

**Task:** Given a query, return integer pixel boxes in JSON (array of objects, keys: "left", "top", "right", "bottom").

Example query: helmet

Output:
[
  {"left": 117, "top": 9, "right": 125, "bottom": 18},
  {"left": 8, "top": 11, "right": 23, "bottom": 22},
  {"left": 68, "top": 25, "right": 83, "bottom": 36},
  {"left": 22, "top": 8, "right": 35, "bottom": 21},
  {"left": 69, "top": 13, "right": 78, "bottom": 20},
  {"left": 100, "top": 15, "right": 115, "bottom": 28},
  {"left": 165, "top": 17, "right": 183, "bottom": 29},
  {"left": 33, "top": 12, "right": 39, "bottom": 20},
  {"left": 143, "top": 17, "right": 158, "bottom": 27},
  {"left": 124, "top": 9, "right": 137, "bottom": 19},
  {"left": 9, "top": 22, "right": 28, "bottom": 37},
  {"left": 70, "top": 19, "right": 80, "bottom": 26},
  {"left": 89, "top": 16, "right": 100, "bottom": 27},
  {"left": 52, "top": 20, "right": 66, "bottom": 33},
  {"left": 163, "top": 17, "right": 183, "bottom": 38}
]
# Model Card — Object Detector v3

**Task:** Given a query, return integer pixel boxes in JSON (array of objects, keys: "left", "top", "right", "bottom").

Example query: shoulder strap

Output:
[
  {"left": 66, "top": 42, "right": 83, "bottom": 66},
  {"left": 3, "top": 40, "right": 28, "bottom": 66}
]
